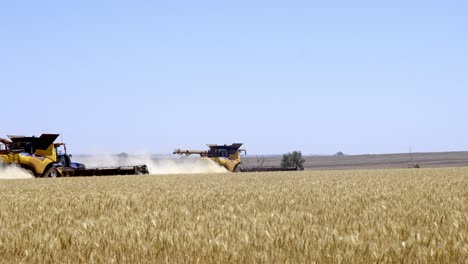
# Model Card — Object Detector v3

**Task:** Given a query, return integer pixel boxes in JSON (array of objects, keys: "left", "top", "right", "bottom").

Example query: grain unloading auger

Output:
[
  {"left": 173, "top": 143, "right": 300, "bottom": 173},
  {"left": 0, "top": 134, "right": 149, "bottom": 177}
]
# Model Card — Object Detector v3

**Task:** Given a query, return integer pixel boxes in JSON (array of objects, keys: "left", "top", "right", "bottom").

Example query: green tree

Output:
[{"left": 281, "top": 151, "right": 305, "bottom": 170}]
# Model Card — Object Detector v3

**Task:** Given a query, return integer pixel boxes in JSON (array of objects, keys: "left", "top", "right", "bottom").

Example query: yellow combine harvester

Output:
[
  {"left": 0, "top": 134, "right": 148, "bottom": 177},
  {"left": 174, "top": 143, "right": 246, "bottom": 172},
  {"left": 173, "top": 143, "right": 301, "bottom": 173}
]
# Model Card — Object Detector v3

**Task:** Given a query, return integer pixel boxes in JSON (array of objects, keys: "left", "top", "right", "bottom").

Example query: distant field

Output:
[
  {"left": 243, "top": 151, "right": 468, "bottom": 170},
  {"left": 1, "top": 168, "right": 467, "bottom": 263}
]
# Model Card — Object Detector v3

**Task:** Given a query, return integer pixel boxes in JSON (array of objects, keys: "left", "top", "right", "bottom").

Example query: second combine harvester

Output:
[{"left": 173, "top": 143, "right": 301, "bottom": 172}]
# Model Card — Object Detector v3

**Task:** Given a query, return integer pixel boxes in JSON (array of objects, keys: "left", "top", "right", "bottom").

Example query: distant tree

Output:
[
  {"left": 335, "top": 151, "right": 345, "bottom": 156},
  {"left": 281, "top": 151, "right": 305, "bottom": 170},
  {"left": 119, "top": 152, "right": 128, "bottom": 159}
]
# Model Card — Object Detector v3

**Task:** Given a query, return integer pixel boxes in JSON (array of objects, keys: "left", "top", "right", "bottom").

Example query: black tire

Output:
[
  {"left": 233, "top": 165, "right": 242, "bottom": 173},
  {"left": 43, "top": 167, "right": 59, "bottom": 178}
]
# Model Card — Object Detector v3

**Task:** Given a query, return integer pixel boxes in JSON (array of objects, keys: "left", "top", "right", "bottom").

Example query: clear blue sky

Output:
[{"left": 1, "top": 0, "right": 467, "bottom": 155}]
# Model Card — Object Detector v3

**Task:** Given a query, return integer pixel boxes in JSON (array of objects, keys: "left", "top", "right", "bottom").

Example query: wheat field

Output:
[{"left": 0, "top": 168, "right": 467, "bottom": 263}]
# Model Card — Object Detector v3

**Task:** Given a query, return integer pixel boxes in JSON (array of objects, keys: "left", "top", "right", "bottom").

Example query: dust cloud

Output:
[
  {"left": 74, "top": 155, "right": 228, "bottom": 175},
  {"left": 0, "top": 163, "right": 34, "bottom": 179}
]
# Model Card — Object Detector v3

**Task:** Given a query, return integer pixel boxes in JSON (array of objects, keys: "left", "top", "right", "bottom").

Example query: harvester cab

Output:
[
  {"left": 173, "top": 143, "right": 246, "bottom": 172},
  {"left": 54, "top": 143, "right": 86, "bottom": 170}
]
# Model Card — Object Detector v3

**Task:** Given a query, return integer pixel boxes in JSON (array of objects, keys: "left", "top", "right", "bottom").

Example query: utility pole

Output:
[{"left": 409, "top": 147, "right": 414, "bottom": 167}]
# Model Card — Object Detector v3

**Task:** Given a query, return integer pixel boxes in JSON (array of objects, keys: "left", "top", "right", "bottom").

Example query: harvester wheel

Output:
[
  {"left": 234, "top": 165, "right": 242, "bottom": 173},
  {"left": 43, "top": 167, "right": 59, "bottom": 178}
]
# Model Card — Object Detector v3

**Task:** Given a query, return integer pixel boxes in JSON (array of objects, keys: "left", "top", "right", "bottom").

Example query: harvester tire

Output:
[
  {"left": 234, "top": 165, "right": 242, "bottom": 173},
  {"left": 43, "top": 167, "right": 59, "bottom": 178}
]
